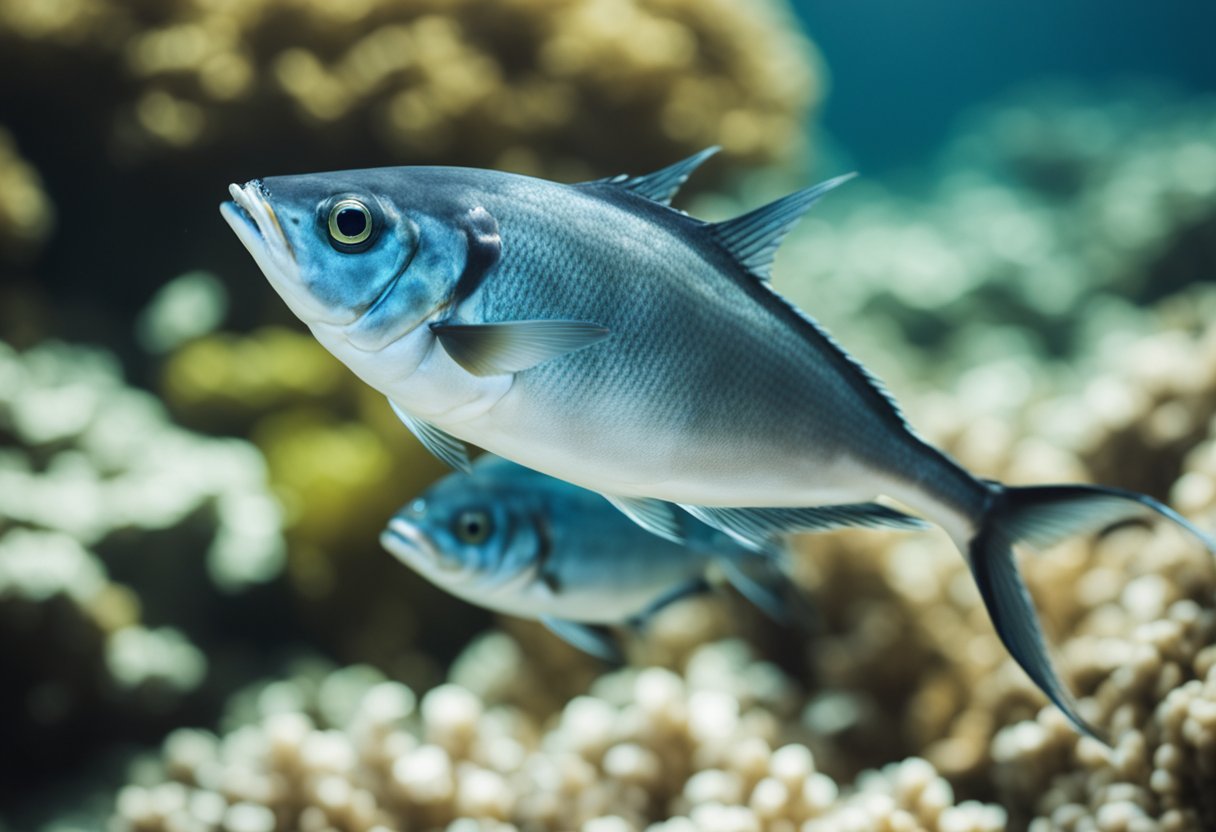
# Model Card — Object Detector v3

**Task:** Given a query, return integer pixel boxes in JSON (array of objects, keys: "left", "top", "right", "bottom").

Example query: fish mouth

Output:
[
  {"left": 221, "top": 181, "right": 294, "bottom": 278},
  {"left": 380, "top": 517, "right": 440, "bottom": 566},
  {"left": 221, "top": 181, "right": 342, "bottom": 326}
]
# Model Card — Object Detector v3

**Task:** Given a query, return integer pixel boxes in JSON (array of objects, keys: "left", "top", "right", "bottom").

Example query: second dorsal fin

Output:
[
  {"left": 711, "top": 173, "right": 856, "bottom": 281},
  {"left": 586, "top": 147, "right": 720, "bottom": 206}
]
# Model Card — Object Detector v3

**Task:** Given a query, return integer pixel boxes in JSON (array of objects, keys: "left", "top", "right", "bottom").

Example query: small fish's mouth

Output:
[{"left": 380, "top": 518, "right": 439, "bottom": 566}]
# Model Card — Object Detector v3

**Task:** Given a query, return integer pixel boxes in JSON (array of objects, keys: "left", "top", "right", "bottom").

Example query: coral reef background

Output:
[{"left": 2, "top": 1, "right": 1216, "bottom": 830}]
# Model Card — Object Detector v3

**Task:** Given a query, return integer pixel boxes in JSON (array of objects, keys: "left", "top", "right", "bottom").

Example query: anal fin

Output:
[
  {"left": 680, "top": 502, "right": 928, "bottom": 551},
  {"left": 541, "top": 617, "right": 623, "bottom": 664}
]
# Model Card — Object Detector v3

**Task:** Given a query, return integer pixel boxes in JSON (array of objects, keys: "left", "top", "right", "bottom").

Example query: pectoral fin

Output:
[
  {"left": 541, "top": 617, "right": 623, "bottom": 664},
  {"left": 680, "top": 502, "right": 928, "bottom": 551},
  {"left": 431, "top": 320, "right": 611, "bottom": 377},
  {"left": 388, "top": 399, "right": 472, "bottom": 473},
  {"left": 603, "top": 495, "right": 685, "bottom": 544}
]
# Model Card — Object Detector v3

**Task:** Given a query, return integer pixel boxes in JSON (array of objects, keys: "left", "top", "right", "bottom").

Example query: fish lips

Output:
[
  {"left": 380, "top": 517, "right": 443, "bottom": 571},
  {"left": 221, "top": 181, "right": 346, "bottom": 326}
]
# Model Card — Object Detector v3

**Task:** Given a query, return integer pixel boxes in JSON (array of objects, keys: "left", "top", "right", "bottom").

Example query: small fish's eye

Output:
[
  {"left": 454, "top": 510, "right": 492, "bottom": 545},
  {"left": 327, "top": 199, "right": 374, "bottom": 249}
]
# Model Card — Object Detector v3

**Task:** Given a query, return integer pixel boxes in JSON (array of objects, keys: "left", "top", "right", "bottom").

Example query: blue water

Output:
[{"left": 793, "top": 1, "right": 1216, "bottom": 173}]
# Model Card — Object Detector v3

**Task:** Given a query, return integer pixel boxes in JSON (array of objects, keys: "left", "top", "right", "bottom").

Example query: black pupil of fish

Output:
[
  {"left": 336, "top": 207, "right": 367, "bottom": 239},
  {"left": 465, "top": 518, "right": 483, "bottom": 536}
]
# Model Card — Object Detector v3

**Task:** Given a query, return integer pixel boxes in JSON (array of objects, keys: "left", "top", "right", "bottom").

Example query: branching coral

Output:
[{"left": 111, "top": 639, "right": 1006, "bottom": 832}]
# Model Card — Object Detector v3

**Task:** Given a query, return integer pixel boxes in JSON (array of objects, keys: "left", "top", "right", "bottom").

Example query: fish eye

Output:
[
  {"left": 454, "top": 509, "right": 492, "bottom": 545},
  {"left": 327, "top": 198, "right": 375, "bottom": 250}
]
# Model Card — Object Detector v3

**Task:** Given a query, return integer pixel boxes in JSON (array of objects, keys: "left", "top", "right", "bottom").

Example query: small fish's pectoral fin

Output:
[
  {"left": 711, "top": 173, "right": 856, "bottom": 281},
  {"left": 540, "top": 616, "right": 623, "bottom": 664},
  {"left": 627, "top": 577, "right": 710, "bottom": 630},
  {"left": 717, "top": 558, "right": 818, "bottom": 632},
  {"left": 388, "top": 399, "right": 472, "bottom": 473},
  {"left": 602, "top": 495, "right": 685, "bottom": 544},
  {"left": 680, "top": 502, "right": 928, "bottom": 552},
  {"left": 431, "top": 320, "right": 611, "bottom": 377},
  {"left": 584, "top": 147, "right": 721, "bottom": 206}
]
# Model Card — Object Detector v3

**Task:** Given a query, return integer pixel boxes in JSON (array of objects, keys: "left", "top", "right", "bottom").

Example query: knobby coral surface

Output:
[{"left": 112, "top": 641, "right": 1007, "bottom": 832}]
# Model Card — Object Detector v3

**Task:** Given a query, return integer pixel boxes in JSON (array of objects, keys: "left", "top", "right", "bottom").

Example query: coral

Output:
[
  {"left": 0, "top": 338, "right": 285, "bottom": 791},
  {"left": 0, "top": 0, "right": 819, "bottom": 176},
  {"left": 770, "top": 299, "right": 1216, "bottom": 826},
  {"left": 0, "top": 125, "right": 53, "bottom": 260},
  {"left": 0, "top": 339, "right": 285, "bottom": 592},
  {"left": 111, "top": 638, "right": 1006, "bottom": 832}
]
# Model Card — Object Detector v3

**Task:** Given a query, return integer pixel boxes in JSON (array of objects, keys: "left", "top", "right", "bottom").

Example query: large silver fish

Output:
[
  {"left": 380, "top": 455, "right": 860, "bottom": 661},
  {"left": 222, "top": 149, "right": 1213, "bottom": 737}
]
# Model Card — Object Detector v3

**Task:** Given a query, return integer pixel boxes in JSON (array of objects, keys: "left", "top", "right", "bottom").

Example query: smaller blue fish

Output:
[{"left": 381, "top": 457, "right": 918, "bottom": 660}]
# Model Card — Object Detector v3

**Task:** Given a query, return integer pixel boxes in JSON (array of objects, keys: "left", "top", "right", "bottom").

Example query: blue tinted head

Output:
[
  {"left": 380, "top": 463, "right": 547, "bottom": 593},
  {"left": 221, "top": 167, "right": 477, "bottom": 350}
]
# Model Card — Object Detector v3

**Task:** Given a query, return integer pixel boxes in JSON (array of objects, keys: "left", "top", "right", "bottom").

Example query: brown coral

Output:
[
  {"left": 111, "top": 639, "right": 1006, "bottom": 832},
  {"left": 0, "top": 0, "right": 820, "bottom": 177}
]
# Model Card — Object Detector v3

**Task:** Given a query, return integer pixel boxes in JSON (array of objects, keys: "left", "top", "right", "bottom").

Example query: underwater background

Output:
[{"left": 2, "top": 1, "right": 1216, "bottom": 829}]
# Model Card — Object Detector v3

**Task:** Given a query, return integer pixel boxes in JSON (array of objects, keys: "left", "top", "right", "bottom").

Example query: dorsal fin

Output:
[
  {"left": 585, "top": 147, "right": 720, "bottom": 206},
  {"left": 712, "top": 173, "right": 856, "bottom": 281}
]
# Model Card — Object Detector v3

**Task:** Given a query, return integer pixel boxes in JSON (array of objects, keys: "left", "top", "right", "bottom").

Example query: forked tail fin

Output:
[{"left": 969, "top": 482, "right": 1216, "bottom": 741}]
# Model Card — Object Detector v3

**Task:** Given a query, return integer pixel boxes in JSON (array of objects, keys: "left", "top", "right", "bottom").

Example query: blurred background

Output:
[{"left": 2, "top": 1, "right": 1216, "bottom": 830}]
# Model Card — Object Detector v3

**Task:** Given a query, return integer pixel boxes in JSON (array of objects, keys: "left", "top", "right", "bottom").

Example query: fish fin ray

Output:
[
  {"left": 627, "top": 578, "right": 710, "bottom": 629},
  {"left": 680, "top": 502, "right": 928, "bottom": 551},
  {"left": 431, "top": 320, "right": 611, "bottom": 377},
  {"left": 540, "top": 617, "right": 623, "bottom": 664},
  {"left": 603, "top": 495, "right": 685, "bottom": 544},
  {"left": 760, "top": 283, "right": 915, "bottom": 436},
  {"left": 583, "top": 147, "right": 720, "bottom": 206},
  {"left": 388, "top": 399, "right": 472, "bottom": 473},
  {"left": 717, "top": 557, "right": 817, "bottom": 630},
  {"left": 968, "top": 482, "right": 1216, "bottom": 741},
  {"left": 711, "top": 173, "right": 856, "bottom": 281}
]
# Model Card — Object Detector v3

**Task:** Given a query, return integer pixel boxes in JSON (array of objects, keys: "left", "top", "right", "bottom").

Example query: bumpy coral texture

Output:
[
  {"left": 112, "top": 641, "right": 1007, "bottom": 832},
  {"left": 0, "top": 340, "right": 284, "bottom": 781},
  {"left": 0, "top": 0, "right": 819, "bottom": 177}
]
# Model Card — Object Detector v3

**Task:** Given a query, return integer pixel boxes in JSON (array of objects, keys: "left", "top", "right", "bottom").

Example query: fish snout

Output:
[{"left": 381, "top": 517, "right": 441, "bottom": 567}]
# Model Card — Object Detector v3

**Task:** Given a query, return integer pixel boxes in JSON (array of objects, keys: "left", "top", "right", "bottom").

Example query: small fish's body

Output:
[
  {"left": 223, "top": 149, "right": 1214, "bottom": 738},
  {"left": 380, "top": 455, "right": 811, "bottom": 660}
]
